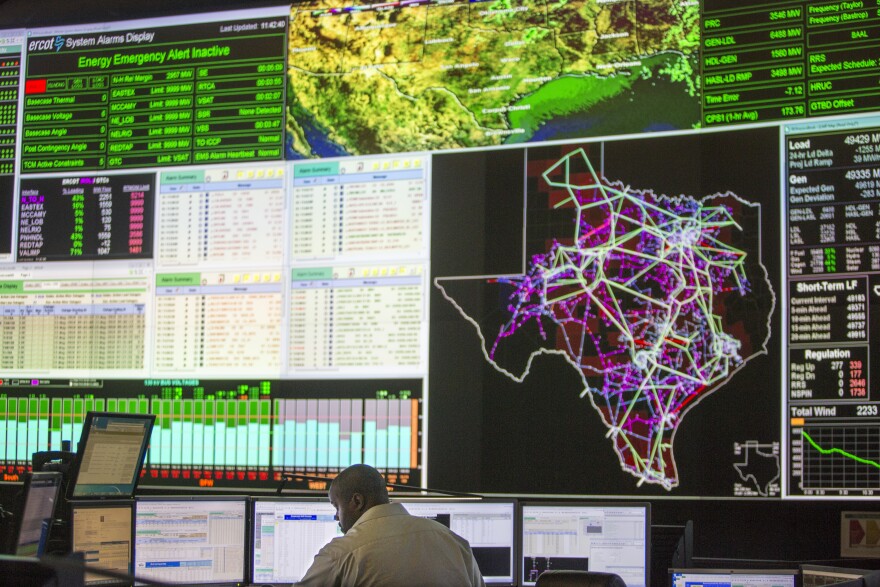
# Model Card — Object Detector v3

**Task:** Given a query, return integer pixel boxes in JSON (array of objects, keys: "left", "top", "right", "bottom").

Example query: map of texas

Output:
[
  {"left": 286, "top": 0, "right": 700, "bottom": 157},
  {"left": 436, "top": 148, "right": 774, "bottom": 489}
]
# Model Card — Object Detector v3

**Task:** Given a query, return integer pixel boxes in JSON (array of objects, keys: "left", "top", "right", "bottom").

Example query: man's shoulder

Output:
[{"left": 314, "top": 532, "right": 358, "bottom": 560}]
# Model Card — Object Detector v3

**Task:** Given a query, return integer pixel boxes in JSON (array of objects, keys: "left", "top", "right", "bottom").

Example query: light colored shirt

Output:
[{"left": 296, "top": 502, "right": 486, "bottom": 587}]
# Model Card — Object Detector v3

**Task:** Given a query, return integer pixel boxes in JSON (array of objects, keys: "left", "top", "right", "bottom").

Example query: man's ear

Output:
[{"left": 351, "top": 492, "right": 366, "bottom": 512}]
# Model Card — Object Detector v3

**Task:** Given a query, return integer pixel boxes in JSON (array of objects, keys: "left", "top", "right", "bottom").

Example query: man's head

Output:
[{"left": 329, "top": 464, "right": 390, "bottom": 533}]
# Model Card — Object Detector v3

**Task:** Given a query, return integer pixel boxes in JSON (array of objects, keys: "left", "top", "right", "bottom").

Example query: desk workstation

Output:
[{"left": 1, "top": 0, "right": 880, "bottom": 584}]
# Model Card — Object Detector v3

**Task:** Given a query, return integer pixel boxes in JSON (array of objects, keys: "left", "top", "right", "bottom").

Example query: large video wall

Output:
[{"left": 0, "top": 0, "right": 878, "bottom": 499}]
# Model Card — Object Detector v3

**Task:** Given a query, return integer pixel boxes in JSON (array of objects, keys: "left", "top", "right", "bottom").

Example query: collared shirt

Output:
[{"left": 296, "top": 502, "right": 486, "bottom": 587}]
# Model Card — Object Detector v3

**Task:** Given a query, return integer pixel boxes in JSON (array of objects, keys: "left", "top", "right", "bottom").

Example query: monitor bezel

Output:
[
  {"left": 13, "top": 470, "right": 63, "bottom": 557},
  {"left": 519, "top": 500, "right": 651, "bottom": 587},
  {"left": 133, "top": 495, "right": 249, "bottom": 587},
  {"left": 67, "top": 411, "right": 156, "bottom": 500},
  {"left": 69, "top": 498, "right": 136, "bottom": 587}
]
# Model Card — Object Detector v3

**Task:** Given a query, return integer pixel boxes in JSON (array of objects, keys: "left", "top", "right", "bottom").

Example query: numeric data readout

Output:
[
  {"left": 18, "top": 173, "right": 154, "bottom": 262},
  {"left": 20, "top": 10, "right": 287, "bottom": 172},
  {"left": 785, "top": 120, "right": 880, "bottom": 497},
  {"left": 0, "top": 33, "right": 23, "bottom": 259},
  {"left": 702, "top": 0, "right": 880, "bottom": 128}
]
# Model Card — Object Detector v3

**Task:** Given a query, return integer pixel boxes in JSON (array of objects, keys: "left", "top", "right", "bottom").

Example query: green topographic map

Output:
[{"left": 286, "top": 0, "right": 701, "bottom": 158}]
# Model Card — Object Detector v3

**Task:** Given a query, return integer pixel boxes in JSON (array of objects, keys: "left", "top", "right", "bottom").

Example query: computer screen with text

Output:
[
  {"left": 521, "top": 502, "right": 649, "bottom": 587},
  {"left": 134, "top": 497, "right": 246, "bottom": 585},
  {"left": 251, "top": 498, "right": 340, "bottom": 585}
]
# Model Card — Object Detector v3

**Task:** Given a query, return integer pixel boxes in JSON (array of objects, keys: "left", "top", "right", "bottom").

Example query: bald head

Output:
[{"left": 329, "top": 464, "right": 390, "bottom": 533}]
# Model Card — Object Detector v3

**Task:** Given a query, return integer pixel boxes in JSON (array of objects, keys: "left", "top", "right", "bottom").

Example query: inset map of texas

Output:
[
  {"left": 286, "top": 0, "right": 700, "bottom": 158},
  {"left": 436, "top": 147, "right": 775, "bottom": 489}
]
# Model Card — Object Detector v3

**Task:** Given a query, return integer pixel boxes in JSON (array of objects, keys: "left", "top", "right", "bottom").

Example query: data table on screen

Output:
[
  {"left": 784, "top": 118, "right": 880, "bottom": 497},
  {"left": 290, "top": 155, "right": 429, "bottom": 262},
  {"left": 288, "top": 263, "right": 425, "bottom": 373},
  {"left": 251, "top": 499, "right": 341, "bottom": 584},
  {"left": 153, "top": 272, "right": 283, "bottom": 375},
  {"left": 0, "top": 271, "right": 149, "bottom": 373},
  {"left": 20, "top": 9, "right": 289, "bottom": 172},
  {"left": 72, "top": 503, "right": 133, "bottom": 586},
  {"left": 521, "top": 504, "right": 649, "bottom": 587},
  {"left": 135, "top": 498, "right": 246, "bottom": 585},
  {"left": 156, "top": 165, "right": 285, "bottom": 267}
]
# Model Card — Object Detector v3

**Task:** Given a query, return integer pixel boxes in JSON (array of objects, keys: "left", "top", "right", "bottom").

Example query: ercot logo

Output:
[{"left": 26, "top": 36, "right": 64, "bottom": 52}]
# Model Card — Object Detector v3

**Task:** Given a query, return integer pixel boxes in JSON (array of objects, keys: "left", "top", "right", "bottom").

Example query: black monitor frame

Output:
[
  {"left": 519, "top": 500, "right": 651, "bottom": 587},
  {"left": 13, "top": 470, "right": 63, "bottom": 557},
  {"left": 67, "top": 412, "right": 156, "bottom": 500}
]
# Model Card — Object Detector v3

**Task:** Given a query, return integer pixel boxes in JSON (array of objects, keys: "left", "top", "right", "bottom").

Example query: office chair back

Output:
[{"left": 536, "top": 570, "right": 627, "bottom": 587}]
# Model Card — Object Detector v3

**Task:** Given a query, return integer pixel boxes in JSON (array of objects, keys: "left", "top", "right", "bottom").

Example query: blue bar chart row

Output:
[
  {"left": 0, "top": 391, "right": 421, "bottom": 488},
  {"left": 272, "top": 398, "right": 417, "bottom": 472}
]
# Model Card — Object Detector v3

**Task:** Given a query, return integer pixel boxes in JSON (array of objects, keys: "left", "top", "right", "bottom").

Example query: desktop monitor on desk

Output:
[
  {"left": 397, "top": 498, "right": 517, "bottom": 586},
  {"left": 71, "top": 500, "right": 134, "bottom": 586},
  {"left": 250, "top": 497, "right": 341, "bottom": 585},
  {"left": 134, "top": 496, "right": 246, "bottom": 586},
  {"left": 251, "top": 496, "right": 517, "bottom": 586},
  {"left": 520, "top": 502, "right": 650, "bottom": 587},
  {"left": 68, "top": 412, "right": 155, "bottom": 499},
  {"left": 13, "top": 471, "right": 63, "bottom": 557},
  {"left": 800, "top": 564, "right": 873, "bottom": 587},
  {"left": 670, "top": 568, "right": 800, "bottom": 587}
]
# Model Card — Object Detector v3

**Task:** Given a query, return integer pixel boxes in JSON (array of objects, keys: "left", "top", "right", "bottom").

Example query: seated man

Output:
[{"left": 297, "top": 464, "right": 485, "bottom": 587}]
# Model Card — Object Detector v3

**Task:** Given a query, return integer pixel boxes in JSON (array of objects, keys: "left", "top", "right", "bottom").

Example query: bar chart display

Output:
[
  {"left": 784, "top": 117, "right": 880, "bottom": 497},
  {"left": 273, "top": 398, "right": 418, "bottom": 473},
  {"left": 0, "top": 378, "right": 422, "bottom": 488}
]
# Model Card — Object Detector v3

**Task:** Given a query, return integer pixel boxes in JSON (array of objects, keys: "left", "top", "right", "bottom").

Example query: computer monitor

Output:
[
  {"left": 520, "top": 502, "right": 650, "bottom": 587},
  {"left": 134, "top": 496, "right": 246, "bottom": 585},
  {"left": 250, "top": 497, "right": 341, "bottom": 585},
  {"left": 14, "top": 471, "right": 63, "bottom": 557},
  {"left": 68, "top": 412, "right": 156, "bottom": 499},
  {"left": 800, "top": 564, "right": 872, "bottom": 587},
  {"left": 71, "top": 500, "right": 134, "bottom": 586},
  {"left": 397, "top": 498, "right": 517, "bottom": 586},
  {"left": 651, "top": 522, "right": 693, "bottom": 583},
  {"left": 670, "top": 568, "right": 800, "bottom": 587}
]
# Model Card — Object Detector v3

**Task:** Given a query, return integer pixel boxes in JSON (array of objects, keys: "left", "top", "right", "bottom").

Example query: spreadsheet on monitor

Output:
[
  {"left": 520, "top": 502, "right": 649, "bottom": 587},
  {"left": 251, "top": 499, "right": 341, "bottom": 585},
  {"left": 134, "top": 497, "right": 246, "bottom": 585}
]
